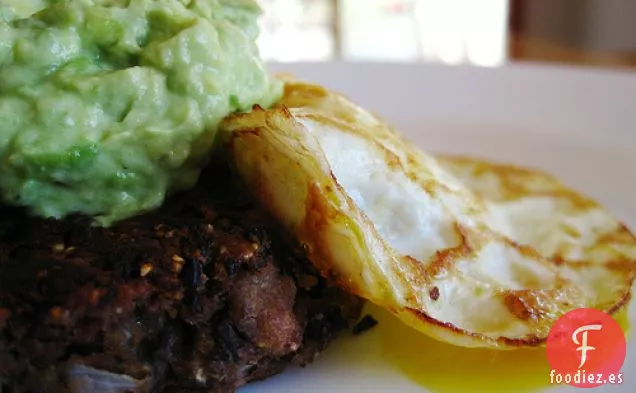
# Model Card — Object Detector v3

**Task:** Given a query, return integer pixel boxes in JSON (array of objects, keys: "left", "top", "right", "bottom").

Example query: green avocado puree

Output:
[{"left": 0, "top": 0, "right": 282, "bottom": 225}]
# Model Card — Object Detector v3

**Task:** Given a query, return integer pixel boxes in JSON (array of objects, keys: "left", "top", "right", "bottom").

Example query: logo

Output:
[
  {"left": 572, "top": 324, "right": 603, "bottom": 369},
  {"left": 546, "top": 308, "right": 626, "bottom": 388}
]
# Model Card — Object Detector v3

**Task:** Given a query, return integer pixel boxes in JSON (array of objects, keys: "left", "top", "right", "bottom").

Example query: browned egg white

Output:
[{"left": 222, "top": 77, "right": 636, "bottom": 351}]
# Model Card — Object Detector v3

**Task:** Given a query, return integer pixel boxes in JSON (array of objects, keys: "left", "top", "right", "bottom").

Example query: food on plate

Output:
[
  {"left": 0, "top": 1, "right": 363, "bottom": 392},
  {"left": 2, "top": 1, "right": 634, "bottom": 390},
  {"left": 0, "top": 162, "right": 362, "bottom": 392},
  {"left": 0, "top": 0, "right": 282, "bottom": 226},
  {"left": 221, "top": 77, "right": 636, "bottom": 349}
]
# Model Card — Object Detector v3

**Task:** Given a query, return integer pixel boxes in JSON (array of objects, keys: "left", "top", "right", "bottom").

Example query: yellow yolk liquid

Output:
[{"left": 363, "top": 304, "right": 630, "bottom": 393}]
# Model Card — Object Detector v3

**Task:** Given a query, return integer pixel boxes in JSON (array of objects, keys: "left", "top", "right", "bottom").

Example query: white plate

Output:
[{"left": 240, "top": 62, "right": 636, "bottom": 393}]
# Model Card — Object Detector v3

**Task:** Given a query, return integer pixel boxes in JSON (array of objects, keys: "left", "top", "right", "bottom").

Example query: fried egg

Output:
[{"left": 220, "top": 77, "right": 636, "bottom": 349}]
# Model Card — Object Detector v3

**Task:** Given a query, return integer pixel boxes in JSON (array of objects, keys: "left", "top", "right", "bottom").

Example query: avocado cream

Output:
[{"left": 0, "top": 0, "right": 282, "bottom": 225}]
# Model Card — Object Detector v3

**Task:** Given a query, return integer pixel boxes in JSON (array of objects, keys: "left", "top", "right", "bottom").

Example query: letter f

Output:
[{"left": 572, "top": 324, "right": 603, "bottom": 369}]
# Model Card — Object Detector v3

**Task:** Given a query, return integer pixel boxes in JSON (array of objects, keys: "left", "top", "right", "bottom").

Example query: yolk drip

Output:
[{"left": 364, "top": 304, "right": 630, "bottom": 393}]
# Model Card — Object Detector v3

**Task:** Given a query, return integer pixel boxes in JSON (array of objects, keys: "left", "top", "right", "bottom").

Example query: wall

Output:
[
  {"left": 583, "top": 0, "right": 636, "bottom": 52},
  {"left": 522, "top": 0, "right": 636, "bottom": 52}
]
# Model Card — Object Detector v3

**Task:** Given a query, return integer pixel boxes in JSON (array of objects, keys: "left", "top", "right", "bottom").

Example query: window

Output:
[
  {"left": 257, "top": 0, "right": 510, "bottom": 66},
  {"left": 414, "top": 0, "right": 509, "bottom": 66},
  {"left": 257, "top": 0, "right": 336, "bottom": 62}
]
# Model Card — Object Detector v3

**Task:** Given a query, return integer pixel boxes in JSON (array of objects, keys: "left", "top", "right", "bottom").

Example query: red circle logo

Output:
[{"left": 546, "top": 308, "right": 626, "bottom": 388}]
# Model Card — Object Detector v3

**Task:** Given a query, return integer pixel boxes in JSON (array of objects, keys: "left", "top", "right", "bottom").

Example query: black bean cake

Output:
[{"left": 0, "top": 162, "right": 362, "bottom": 393}]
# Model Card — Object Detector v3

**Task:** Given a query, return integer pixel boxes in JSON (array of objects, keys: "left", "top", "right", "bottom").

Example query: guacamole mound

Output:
[{"left": 0, "top": 0, "right": 282, "bottom": 225}]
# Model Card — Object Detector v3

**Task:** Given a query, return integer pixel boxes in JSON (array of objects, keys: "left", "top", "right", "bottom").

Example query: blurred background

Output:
[{"left": 256, "top": 0, "right": 636, "bottom": 70}]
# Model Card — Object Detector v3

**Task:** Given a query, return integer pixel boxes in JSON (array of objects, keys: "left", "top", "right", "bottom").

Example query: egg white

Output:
[{"left": 220, "top": 77, "right": 636, "bottom": 349}]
